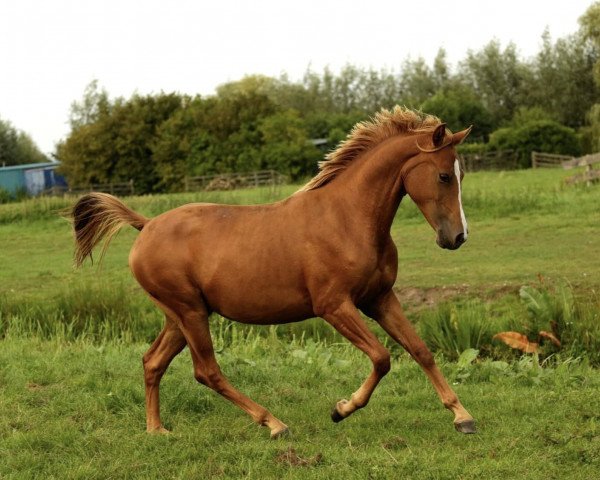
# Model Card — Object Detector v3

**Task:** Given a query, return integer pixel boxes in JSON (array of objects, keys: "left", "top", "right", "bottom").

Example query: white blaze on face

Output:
[{"left": 454, "top": 159, "right": 468, "bottom": 239}]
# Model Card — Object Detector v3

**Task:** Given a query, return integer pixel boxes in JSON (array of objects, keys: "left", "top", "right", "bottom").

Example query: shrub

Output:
[
  {"left": 488, "top": 120, "right": 581, "bottom": 168},
  {"left": 0, "top": 187, "right": 12, "bottom": 204},
  {"left": 512, "top": 283, "right": 600, "bottom": 364}
]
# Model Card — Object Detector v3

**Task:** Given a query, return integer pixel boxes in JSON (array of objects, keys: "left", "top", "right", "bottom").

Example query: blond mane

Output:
[{"left": 299, "top": 106, "right": 441, "bottom": 192}]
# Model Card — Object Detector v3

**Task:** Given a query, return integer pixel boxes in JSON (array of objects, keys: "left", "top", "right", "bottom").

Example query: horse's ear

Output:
[
  {"left": 452, "top": 125, "right": 473, "bottom": 146},
  {"left": 432, "top": 123, "right": 447, "bottom": 148}
]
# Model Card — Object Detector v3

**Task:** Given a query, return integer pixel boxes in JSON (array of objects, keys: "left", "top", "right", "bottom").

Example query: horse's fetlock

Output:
[
  {"left": 443, "top": 397, "right": 459, "bottom": 410},
  {"left": 350, "top": 394, "right": 366, "bottom": 410}
]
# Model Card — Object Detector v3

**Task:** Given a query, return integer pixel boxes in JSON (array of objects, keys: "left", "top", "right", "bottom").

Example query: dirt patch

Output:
[
  {"left": 26, "top": 382, "right": 45, "bottom": 391},
  {"left": 275, "top": 447, "right": 322, "bottom": 467},
  {"left": 381, "top": 436, "right": 408, "bottom": 450},
  {"left": 395, "top": 284, "right": 519, "bottom": 311}
]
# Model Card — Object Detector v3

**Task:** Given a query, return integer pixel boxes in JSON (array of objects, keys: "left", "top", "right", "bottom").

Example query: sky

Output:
[{"left": 0, "top": 0, "right": 595, "bottom": 155}]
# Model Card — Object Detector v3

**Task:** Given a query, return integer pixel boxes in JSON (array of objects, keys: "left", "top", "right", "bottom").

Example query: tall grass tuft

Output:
[
  {"left": 417, "top": 301, "right": 498, "bottom": 360},
  {"left": 0, "top": 282, "right": 162, "bottom": 342},
  {"left": 514, "top": 282, "right": 600, "bottom": 364}
]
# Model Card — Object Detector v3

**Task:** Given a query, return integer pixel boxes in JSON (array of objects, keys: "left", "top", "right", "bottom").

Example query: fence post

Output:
[
  {"left": 531, "top": 151, "right": 538, "bottom": 169},
  {"left": 129, "top": 179, "right": 135, "bottom": 195}
]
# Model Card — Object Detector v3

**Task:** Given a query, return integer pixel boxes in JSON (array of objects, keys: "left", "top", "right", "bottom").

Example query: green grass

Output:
[
  {"left": 1, "top": 336, "right": 600, "bottom": 479},
  {"left": 1, "top": 168, "right": 599, "bottom": 342},
  {"left": 1, "top": 168, "right": 600, "bottom": 478}
]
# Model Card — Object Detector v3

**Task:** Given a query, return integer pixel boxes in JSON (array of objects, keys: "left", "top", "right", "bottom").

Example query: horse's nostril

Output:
[{"left": 455, "top": 233, "right": 465, "bottom": 246}]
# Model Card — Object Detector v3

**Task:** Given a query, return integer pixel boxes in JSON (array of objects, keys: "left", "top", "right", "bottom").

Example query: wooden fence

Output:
[
  {"left": 459, "top": 150, "right": 520, "bottom": 172},
  {"left": 531, "top": 151, "right": 574, "bottom": 168},
  {"left": 42, "top": 180, "right": 135, "bottom": 196},
  {"left": 184, "top": 170, "right": 287, "bottom": 192},
  {"left": 562, "top": 152, "right": 600, "bottom": 186}
]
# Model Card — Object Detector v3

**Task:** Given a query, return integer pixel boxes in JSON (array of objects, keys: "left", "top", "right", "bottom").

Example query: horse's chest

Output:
[{"left": 336, "top": 248, "right": 396, "bottom": 291}]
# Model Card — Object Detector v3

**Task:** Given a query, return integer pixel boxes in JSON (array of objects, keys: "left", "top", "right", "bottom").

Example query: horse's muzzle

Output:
[{"left": 437, "top": 231, "right": 466, "bottom": 250}]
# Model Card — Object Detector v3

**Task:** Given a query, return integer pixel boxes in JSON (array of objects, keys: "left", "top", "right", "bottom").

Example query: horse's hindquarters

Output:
[{"left": 129, "top": 202, "right": 316, "bottom": 325}]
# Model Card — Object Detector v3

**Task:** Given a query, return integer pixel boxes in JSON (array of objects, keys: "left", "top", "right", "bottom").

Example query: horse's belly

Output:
[
  {"left": 199, "top": 261, "right": 314, "bottom": 324},
  {"left": 207, "top": 283, "right": 313, "bottom": 325}
]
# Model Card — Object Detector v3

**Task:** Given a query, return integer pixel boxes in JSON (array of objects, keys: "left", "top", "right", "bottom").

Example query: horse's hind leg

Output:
[
  {"left": 174, "top": 306, "right": 289, "bottom": 439},
  {"left": 322, "top": 301, "right": 391, "bottom": 421},
  {"left": 143, "top": 317, "right": 186, "bottom": 432},
  {"left": 369, "top": 291, "right": 476, "bottom": 433}
]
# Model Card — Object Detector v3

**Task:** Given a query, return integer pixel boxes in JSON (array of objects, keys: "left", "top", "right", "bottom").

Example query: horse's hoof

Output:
[
  {"left": 270, "top": 426, "right": 290, "bottom": 439},
  {"left": 147, "top": 426, "right": 170, "bottom": 435},
  {"left": 454, "top": 419, "right": 476, "bottom": 434},
  {"left": 331, "top": 407, "right": 346, "bottom": 423}
]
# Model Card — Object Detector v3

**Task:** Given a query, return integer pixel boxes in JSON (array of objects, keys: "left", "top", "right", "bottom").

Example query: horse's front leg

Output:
[
  {"left": 367, "top": 290, "right": 476, "bottom": 433},
  {"left": 322, "top": 301, "right": 391, "bottom": 421}
]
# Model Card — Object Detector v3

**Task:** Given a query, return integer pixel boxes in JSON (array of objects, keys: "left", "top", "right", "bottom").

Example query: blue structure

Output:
[{"left": 0, "top": 162, "right": 67, "bottom": 196}]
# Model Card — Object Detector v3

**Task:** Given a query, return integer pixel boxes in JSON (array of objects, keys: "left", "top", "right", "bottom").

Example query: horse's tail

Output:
[{"left": 72, "top": 192, "right": 149, "bottom": 268}]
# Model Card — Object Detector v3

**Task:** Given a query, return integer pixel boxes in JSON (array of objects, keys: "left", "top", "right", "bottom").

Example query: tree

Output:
[
  {"left": 57, "top": 92, "right": 183, "bottom": 193},
  {"left": 526, "top": 30, "right": 598, "bottom": 128},
  {"left": 153, "top": 91, "right": 279, "bottom": 188},
  {"left": 579, "top": 1, "right": 600, "bottom": 84},
  {"left": 0, "top": 118, "right": 48, "bottom": 166},
  {"left": 459, "top": 40, "right": 529, "bottom": 126},
  {"left": 421, "top": 87, "right": 494, "bottom": 142},
  {"left": 399, "top": 57, "right": 437, "bottom": 107},
  {"left": 578, "top": 2, "right": 600, "bottom": 151},
  {"left": 69, "top": 80, "right": 111, "bottom": 129},
  {"left": 258, "top": 110, "right": 321, "bottom": 178}
]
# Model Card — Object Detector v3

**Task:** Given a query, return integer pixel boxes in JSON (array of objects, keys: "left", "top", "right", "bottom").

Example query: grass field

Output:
[
  {"left": 1, "top": 168, "right": 600, "bottom": 478},
  {"left": 2, "top": 337, "right": 600, "bottom": 479}
]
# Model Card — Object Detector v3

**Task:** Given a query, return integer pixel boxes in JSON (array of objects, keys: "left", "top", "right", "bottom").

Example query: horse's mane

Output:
[{"left": 299, "top": 106, "right": 441, "bottom": 192}]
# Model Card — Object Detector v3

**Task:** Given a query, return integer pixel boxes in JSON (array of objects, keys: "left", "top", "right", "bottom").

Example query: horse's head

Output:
[{"left": 401, "top": 123, "right": 472, "bottom": 250}]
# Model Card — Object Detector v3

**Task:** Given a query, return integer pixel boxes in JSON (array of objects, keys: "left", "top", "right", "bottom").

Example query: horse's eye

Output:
[{"left": 439, "top": 173, "right": 451, "bottom": 183}]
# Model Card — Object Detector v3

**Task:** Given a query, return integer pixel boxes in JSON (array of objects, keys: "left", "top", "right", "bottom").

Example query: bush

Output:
[
  {"left": 488, "top": 120, "right": 581, "bottom": 168},
  {"left": 0, "top": 187, "right": 12, "bottom": 204},
  {"left": 421, "top": 88, "right": 494, "bottom": 142},
  {"left": 513, "top": 283, "right": 600, "bottom": 364}
]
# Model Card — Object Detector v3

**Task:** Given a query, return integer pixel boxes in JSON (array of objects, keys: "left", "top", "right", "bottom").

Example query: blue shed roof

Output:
[{"left": 0, "top": 161, "right": 60, "bottom": 172}]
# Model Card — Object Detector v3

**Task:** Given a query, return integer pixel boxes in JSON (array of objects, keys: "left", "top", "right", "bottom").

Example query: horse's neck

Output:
[{"left": 327, "top": 137, "right": 414, "bottom": 238}]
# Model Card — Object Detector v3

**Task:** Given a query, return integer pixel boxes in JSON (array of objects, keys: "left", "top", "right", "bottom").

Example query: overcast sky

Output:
[{"left": 0, "top": 0, "right": 594, "bottom": 155}]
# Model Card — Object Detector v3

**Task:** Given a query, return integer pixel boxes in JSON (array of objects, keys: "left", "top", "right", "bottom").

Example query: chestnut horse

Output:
[{"left": 72, "top": 107, "right": 475, "bottom": 438}]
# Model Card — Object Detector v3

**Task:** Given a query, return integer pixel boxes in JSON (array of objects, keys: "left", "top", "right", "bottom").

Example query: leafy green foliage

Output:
[
  {"left": 0, "top": 118, "right": 48, "bottom": 166},
  {"left": 50, "top": 7, "right": 600, "bottom": 193},
  {"left": 460, "top": 41, "right": 529, "bottom": 126},
  {"left": 514, "top": 283, "right": 600, "bottom": 364},
  {"left": 57, "top": 92, "right": 183, "bottom": 193},
  {"left": 579, "top": 1, "right": 600, "bottom": 86},
  {"left": 418, "top": 302, "right": 495, "bottom": 360},
  {"left": 258, "top": 110, "right": 321, "bottom": 178},
  {"left": 488, "top": 120, "right": 581, "bottom": 167},
  {"left": 420, "top": 87, "right": 494, "bottom": 141}
]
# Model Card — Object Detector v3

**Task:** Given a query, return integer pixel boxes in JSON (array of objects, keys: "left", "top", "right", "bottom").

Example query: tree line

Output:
[
  {"left": 6, "top": 3, "right": 600, "bottom": 193},
  {"left": 0, "top": 118, "right": 48, "bottom": 167}
]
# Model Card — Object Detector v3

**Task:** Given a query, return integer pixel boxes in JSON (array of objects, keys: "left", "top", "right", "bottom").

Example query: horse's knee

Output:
[
  {"left": 373, "top": 349, "right": 391, "bottom": 376},
  {"left": 143, "top": 356, "right": 165, "bottom": 385}
]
